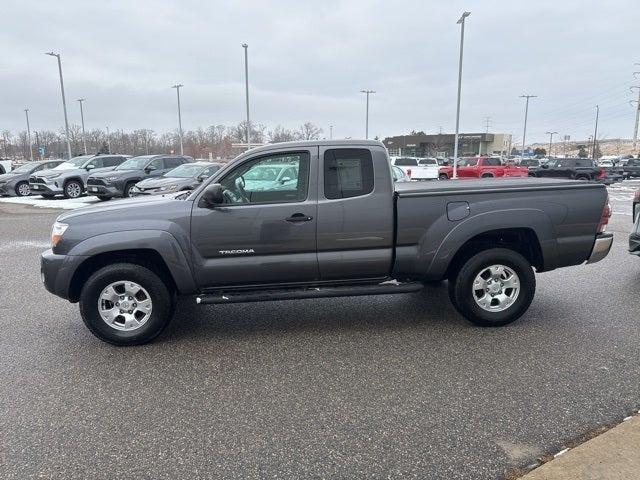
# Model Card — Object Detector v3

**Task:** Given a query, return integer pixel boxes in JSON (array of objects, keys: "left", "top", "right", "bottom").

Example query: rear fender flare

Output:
[{"left": 424, "top": 208, "right": 557, "bottom": 280}]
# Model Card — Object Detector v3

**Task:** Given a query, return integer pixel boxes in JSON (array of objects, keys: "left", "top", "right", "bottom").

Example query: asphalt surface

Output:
[{"left": 1, "top": 182, "right": 639, "bottom": 479}]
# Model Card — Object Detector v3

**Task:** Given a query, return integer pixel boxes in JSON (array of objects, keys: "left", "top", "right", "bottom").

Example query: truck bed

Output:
[
  {"left": 392, "top": 176, "right": 608, "bottom": 281},
  {"left": 394, "top": 177, "right": 603, "bottom": 196}
]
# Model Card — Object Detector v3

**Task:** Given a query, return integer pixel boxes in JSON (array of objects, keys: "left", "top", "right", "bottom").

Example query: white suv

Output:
[{"left": 390, "top": 157, "right": 438, "bottom": 181}]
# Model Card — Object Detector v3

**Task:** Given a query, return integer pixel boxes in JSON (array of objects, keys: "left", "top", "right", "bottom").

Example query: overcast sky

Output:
[{"left": 1, "top": 0, "right": 638, "bottom": 143}]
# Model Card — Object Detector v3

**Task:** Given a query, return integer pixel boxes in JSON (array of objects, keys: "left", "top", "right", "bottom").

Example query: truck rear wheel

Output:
[
  {"left": 448, "top": 248, "right": 535, "bottom": 327},
  {"left": 79, "top": 263, "right": 174, "bottom": 345},
  {"left": 439, "top": 173, "right": 449, "bottom": 180}
]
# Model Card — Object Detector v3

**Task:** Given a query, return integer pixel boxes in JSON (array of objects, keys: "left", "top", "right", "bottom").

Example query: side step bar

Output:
[{"left": 196, "top": 281, "right": 424, "bottom": 305}]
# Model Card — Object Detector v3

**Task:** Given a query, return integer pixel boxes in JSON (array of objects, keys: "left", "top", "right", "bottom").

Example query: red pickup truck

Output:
[{"left": 439, "top": 157, "right": 529, "bottom": 180}]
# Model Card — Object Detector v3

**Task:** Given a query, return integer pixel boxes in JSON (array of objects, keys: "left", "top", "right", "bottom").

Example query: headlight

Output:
[
  {"left": 159, "top": 184, "right": 178, "bottom": 192},
  {"left": 51, "top": 222, "right": 69, "bottom": 247},
  {"left": 103, "top": 176, "right": 120, "bottom": 184}
]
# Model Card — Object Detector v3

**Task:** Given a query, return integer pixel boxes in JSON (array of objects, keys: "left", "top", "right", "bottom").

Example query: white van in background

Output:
[{"left": 390, "top": 157, "right": 439, "bottom": 180}]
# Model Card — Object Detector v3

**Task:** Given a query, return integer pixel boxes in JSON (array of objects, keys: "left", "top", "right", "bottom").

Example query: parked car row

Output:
[{"left": 0, "top": 160, "right": 65, "bottom": 196}]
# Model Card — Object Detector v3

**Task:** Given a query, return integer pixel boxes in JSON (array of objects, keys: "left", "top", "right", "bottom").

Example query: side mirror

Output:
[
  {"left": 196, "top": 174, "right": 208, "bottom": 182},
  {"left": 280, "top": 176, "right": 291, "bottom": 184},
  {"left": 86, "top": 164, "right": 95, "bottom": 170},
  {"left": 145, "top": 165, "right": 157, "bottom": 173},
  {"left": 198, "top": 183, "right": 224, "bottom": 208},
  {"left": 541, "top": 164, "right": 549, "bottom": 169}
]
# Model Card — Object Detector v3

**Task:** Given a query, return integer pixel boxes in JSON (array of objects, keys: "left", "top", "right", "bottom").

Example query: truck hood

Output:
[{"left": 57, "top": 192, "right": 185, "bottom": 222}]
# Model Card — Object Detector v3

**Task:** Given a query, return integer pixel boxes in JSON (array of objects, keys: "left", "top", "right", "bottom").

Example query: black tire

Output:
[
  {"left": 64, "top": 180, "right": 83, "bottom": 199},
  {"left": 96, "top": 195, "right": 111, "bottom": 201},
  {"left": 79, "top": 263, "right": 174, "bottom": 346},
  {"left": 14, "top": 181, "right": 31, "bottom": 197},
  {"left": 528, "top": 172, "right": 537, "bottom": 177},
  {"left": 439, "top": 173, "right": 449, "bottom": 180},
  {"left": 448, "top": 248, "right": 536, "bottom": 327},
  {"left": 123, "top": 182, "right": 136, "bottom": 198},
  {"left": 575, "top": 175, "right": 589, "bottom": 181},
  {"left": 481, "top": 173, "right": 494, "bottom": 178}
]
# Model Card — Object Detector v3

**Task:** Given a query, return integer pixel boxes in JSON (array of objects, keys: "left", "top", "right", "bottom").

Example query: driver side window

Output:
[{"left": 219, "top": 151, "right": 310, "bottom": 205}]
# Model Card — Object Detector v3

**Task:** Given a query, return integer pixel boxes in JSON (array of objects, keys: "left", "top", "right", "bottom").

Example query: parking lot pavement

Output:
[
  {"left": 0, "top": 194, "right": 101, "bottom": 209},
  {"left": 1, "top": 193, "right": 639, "bottom": 480}
]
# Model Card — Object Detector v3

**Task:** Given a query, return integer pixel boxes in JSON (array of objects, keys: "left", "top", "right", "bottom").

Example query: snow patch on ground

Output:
[{"left": 0, "top": 195, "right": 100, "bottom": 210}]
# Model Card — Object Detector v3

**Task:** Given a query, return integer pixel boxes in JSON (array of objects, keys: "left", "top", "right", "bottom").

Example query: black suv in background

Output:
[
  {"left": 623, "top": 157, "right": 640, "bottom": 179},
  {"left": 86, "top": 154, "right": 193, "bottom": 200},
  {"left": 532, "top": 158, "right": 604, "bottom": 181}
]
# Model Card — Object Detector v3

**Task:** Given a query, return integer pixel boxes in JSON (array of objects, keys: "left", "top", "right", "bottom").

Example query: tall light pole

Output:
[
  {"left": 360, "top": 90, "right": 375, "bottom": 139},
  {"left": 545, "top": 131, "right": 557, "bottom": 157},
  {"left": 45, "top": 52, "right": 72, "bottom": 159},
  {"left": 77, "top": 98, "right": 87, "bottom": 154},
  {"left": 329, "top": 125, "right": 333, "bottom": 140},
  {"left": 592, "top": 105, "right": 599, "bottom": 160},
  {"left": 106, "top": 126, "right": 111, "bottom": 154},
  {"left": 24, "top": 108, "right": 34, "bottom": 161},
  {"left": 242, "top": 43, "right": 250, "bottom": 149},
  {"left": 452, "top": 11, "right": 470, "bottom": 179},
  {"left": 171, "top": 84, "right": 184, "bottom": 155},
  {"left": 519, "top": 95, "right": 537, "bottom": 159}
]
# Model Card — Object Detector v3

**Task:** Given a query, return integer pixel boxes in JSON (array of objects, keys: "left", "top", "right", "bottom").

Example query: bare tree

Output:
[
  {"left": 268, "top": 125, "right": 297, "bottom": 143},
  {"left": 296, "top": 122, "right": 323, "bottom": 140}
]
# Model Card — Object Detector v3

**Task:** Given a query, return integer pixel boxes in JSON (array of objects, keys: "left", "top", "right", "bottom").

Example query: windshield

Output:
[
  {"left": 520, "top": 159, "right": 539, "bottom": 166},
  {"left": 116, "top": 156, "right": 153, "bottom": 170},
  {"left": 243, "top": 165, "right": 284, "bottom": 181},
  {"left": 165, "top": 163, "right": 208, "bottom": 178},
  {"left": 12, "top": 163, "right": 38, "bottom": 173},
  {"left": 54, "top": 157, "right": 89, "bottom": 170}
]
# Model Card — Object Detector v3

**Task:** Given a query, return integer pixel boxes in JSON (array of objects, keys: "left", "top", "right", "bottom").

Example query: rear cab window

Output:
[
  {"left": 324, "top": 149, "right": 374, "bottom": 199},
  {"left": 394, "top": 158, "right": 418, "bottom": 166}
]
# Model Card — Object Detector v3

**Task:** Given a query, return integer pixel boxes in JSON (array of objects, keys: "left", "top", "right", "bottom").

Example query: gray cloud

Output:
[{"left": 1, "top": 0, "right": 638, "bottom": 143}]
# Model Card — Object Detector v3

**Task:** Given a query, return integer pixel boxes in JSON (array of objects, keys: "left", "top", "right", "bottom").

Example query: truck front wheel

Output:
[
  {"left": 448, "top": 248, "right": 536, "bottom": 327},
  {"left": 79, "top": 263, "right": 174, "bottom": 345}
]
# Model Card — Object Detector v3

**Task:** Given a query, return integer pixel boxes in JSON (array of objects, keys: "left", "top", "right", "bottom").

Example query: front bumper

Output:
[
  {"left": 86, "top": 184, "right": 121, "bottom": 197},
  {"left": 30, "top": 182, "right": 63, "bottom": 195},
  {"left": 587, "top": 233, "right": 613, "bottom": 264},
  {"left": 41, "top": 249, "right": 87, "bottom": 302},
  {"left": 0, "top": 183, "right": 12, "bottom": 196}
]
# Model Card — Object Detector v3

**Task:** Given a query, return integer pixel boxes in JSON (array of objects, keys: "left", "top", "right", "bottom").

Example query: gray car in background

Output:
[
  {"left": 29, "top": 154, "right": 129, "bottom": 198},
  {"left": 131, "top": 161, "right": 223, "bottom": 196},
  {"left": 0, "top": 160, "right": 64, "bottom": 196}
]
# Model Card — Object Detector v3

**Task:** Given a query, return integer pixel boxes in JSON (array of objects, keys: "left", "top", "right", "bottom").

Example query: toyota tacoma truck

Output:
[
  {"left": 40, "top": 140, "right": 613, "bottom": 346},
  {"left": 438, "top": 157, "right": 528, "bottom": 179}
]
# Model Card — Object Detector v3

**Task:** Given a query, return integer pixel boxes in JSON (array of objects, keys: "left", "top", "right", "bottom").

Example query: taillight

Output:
[
  {"left": 597, "top": 197, "right": 611, "bottom": 234},
  {"left": 406, "top": 168, "right": 412, "bottom": 178},
  {"left": 597, "top": 168, "right": 605, "bottom": 179}
]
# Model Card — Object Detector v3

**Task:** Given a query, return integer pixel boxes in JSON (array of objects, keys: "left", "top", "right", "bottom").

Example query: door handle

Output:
[{"left": 286, "top": 213, "right": 313, "bottom": 223}]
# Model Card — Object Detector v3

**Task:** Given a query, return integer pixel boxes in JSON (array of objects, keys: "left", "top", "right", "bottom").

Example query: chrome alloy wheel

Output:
[
  {"left": 66, "top": 182, "right": 82, "bottom": 198},
  {"left": 472, "top": 264, "right": 520, "bottom": 312},
  {"left": 98, "top": 281, "right": 153, "bottom": 331},
  {"left": 17, "top": 183, "right": 31, "bottom": 196}
]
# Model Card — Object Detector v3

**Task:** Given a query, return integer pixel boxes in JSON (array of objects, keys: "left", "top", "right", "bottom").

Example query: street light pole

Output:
[
  {"left": 171, "top": 84, "right": 184, "bottom": 155},
  {"left": 592, "top": 105, "right": 599, "bottom": 160},
  {"left": 545, "top": 131, "right": 557, "bottom": 157},
  {"left": 45, "top": 52, "right": 72, "bottom": 159},
  {"left": 106, "top": 126, "right": 111, "bottom": 153},
  {"left": 242, "top": 43, "right": 251, "bottom": 149},
  {"left": 453, "top": 11, "right": 470, "bottom": 179},
  {"left": 24, "top": 108, "right": 33, "bottom": 161},
  {"left": 77, "top": 98, "right": 87, "bottom": 154},
  {"left": 519, "top": 95, "right": 537, "bottom": 160},
  {"left": 329, "top": 125, "right": 333, "bottom": 140},
  {"left": 360, "top": 90, "right": 375, "bottom": 139}
]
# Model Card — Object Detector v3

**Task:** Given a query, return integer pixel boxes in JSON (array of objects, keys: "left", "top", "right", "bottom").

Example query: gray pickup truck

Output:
[{"left": 41, "top": 140, "right": 613, "bottom": 345}]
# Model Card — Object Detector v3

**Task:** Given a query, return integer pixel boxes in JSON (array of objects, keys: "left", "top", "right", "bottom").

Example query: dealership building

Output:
[{"left": 383, "top": 133, "right": 512, "bottom": 158}]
